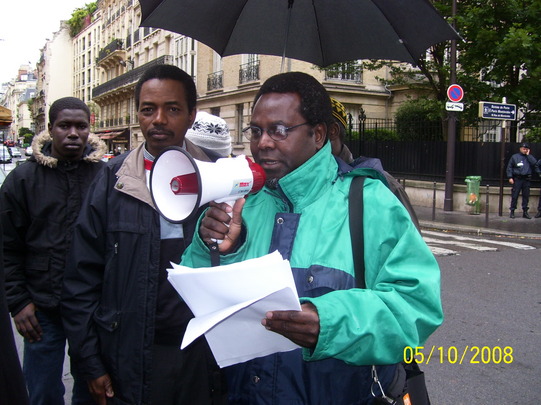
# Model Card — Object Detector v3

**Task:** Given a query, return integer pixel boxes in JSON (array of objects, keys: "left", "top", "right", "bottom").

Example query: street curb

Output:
[{"left": 419, "top": 220, "right": 541, "bottom": 240}]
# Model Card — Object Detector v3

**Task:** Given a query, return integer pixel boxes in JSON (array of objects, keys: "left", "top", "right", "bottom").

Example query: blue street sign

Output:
[{"left": 478, "top": 102, "right": 517, "bottom": 120}]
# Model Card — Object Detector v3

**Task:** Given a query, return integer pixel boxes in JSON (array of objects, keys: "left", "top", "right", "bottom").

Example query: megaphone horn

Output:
[{"left": 149, "top": 146, "right": 266, "bottom": 224}]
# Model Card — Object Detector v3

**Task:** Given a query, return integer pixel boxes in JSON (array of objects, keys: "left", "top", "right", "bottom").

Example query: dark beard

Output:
[{"left": 265, "top": 178, "right": 278, "bottom": 189}]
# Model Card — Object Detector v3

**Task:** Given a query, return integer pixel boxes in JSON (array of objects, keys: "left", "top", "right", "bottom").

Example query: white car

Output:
[
  {"left": 10, "top": 147, "right": 22, "bottom": 158},
  {"left": 0, "top": 145, "right": 12, "bottom": 163},
  {"left": 25, "top": 146, "right": 33, "bottom": 156}
]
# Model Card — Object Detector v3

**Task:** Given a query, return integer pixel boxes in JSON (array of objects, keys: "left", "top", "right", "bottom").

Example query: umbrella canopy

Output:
[{"left": 139, "top": 0, "right": 460, "bottom": 67}]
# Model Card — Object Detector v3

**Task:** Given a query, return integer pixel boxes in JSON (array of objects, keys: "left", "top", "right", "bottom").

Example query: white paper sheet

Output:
[{"left": 167, "top": 251, "right": 301, "bottom": 367}]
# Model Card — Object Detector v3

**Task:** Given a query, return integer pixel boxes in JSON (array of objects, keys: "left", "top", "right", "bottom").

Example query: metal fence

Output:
[{"left": 344, "top": 119, "right": 541, "bottom": 185}]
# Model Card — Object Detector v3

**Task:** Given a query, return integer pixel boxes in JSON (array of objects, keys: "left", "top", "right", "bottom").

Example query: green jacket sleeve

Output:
[{"left": 301, "top": 179, "right": 442, "bottom": 365}]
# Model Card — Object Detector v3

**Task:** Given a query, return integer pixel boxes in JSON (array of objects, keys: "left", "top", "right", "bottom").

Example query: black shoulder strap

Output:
[{"left": 348, "top": 176, "right": 366, "bottom": 289}]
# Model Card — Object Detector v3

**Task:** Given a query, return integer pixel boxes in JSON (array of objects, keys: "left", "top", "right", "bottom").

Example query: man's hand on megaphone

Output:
[{"left": 200, "top": 198, "right": 246, "bottom": 253}]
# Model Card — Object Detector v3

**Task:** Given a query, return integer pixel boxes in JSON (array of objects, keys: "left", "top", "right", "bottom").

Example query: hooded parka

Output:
[{"left": 1, "top": 131, "right": 106, "bottom": 316}]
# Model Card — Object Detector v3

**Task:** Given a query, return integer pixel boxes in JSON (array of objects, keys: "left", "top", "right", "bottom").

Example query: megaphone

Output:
[{"left": 150, "top": 146, "right": 266, "bottom": 224}]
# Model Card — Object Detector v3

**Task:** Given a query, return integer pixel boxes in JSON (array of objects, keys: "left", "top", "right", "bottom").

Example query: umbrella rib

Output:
[
  {"left": 281, "top": 0, "right": 295, "bottom": 72},
  {"left": 311, "top": 0, "right": 325, "bottom": 66}
]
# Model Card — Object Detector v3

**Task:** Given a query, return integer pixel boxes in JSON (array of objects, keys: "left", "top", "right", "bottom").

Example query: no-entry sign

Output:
[{"left": 447, "top": 84, "right": 464, "bottom": 102}]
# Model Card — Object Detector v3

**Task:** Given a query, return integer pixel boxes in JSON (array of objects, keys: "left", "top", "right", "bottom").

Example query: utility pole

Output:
[{"left": 443, "top": 0, "right": 458, "bottom": 211}]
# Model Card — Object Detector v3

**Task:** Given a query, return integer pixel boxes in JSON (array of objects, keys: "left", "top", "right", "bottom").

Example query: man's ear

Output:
[
  {"left": 313, "top": 123, "right": 328, "bottom": 149},
  {"left": 188, "top": 108, "right": 197, "bottom": 127},
  {"left": 327, "top": 121, "right": 340, "bottom": 142}
]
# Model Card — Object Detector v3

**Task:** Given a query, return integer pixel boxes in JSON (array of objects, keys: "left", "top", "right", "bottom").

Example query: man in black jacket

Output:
[
  {"left": 1, "top": 97, "right": 106, "bottom": 405},
  {"left": 62, "top": 65, "right": 225, "bottom": 405},
  {"left": 328, "top": 97, "right": 420, "bottom": 229},
  {"left": 506, "top": 142, "right": 538, "bottom": 218}
]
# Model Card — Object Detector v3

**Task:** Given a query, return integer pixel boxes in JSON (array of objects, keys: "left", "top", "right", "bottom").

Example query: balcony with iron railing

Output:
[
  {"left": 207, "top": 71, "right": 223, "bottom": 91},
  {"left": 96, "top": 39, "right": 125, "bottom": 65},
  {"left": 239, "top": 61, "right": 260, "bottom": 84},
  {"left": 92, "top": 55, "right": 174, "bottom": 99}
]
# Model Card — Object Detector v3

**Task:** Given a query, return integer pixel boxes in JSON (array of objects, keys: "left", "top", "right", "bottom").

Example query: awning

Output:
[
  {"left": 99, "top": 131, "right": 123, "bottom": 140},
  {"left": 96, "top": 128, "right": 129, "bottom": 140},
  {"left": 0, "top": 106, "right": 12, "bottom": 126}
]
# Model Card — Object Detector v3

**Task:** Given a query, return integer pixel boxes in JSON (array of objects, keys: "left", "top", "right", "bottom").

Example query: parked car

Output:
[
  {"left": 25, "top": 146, "right": 33, "bottom": 156},
  {"left": 0, "top": 166, "right": 6, "bottom": 187},
  {"left": 0, "top": 145, "right": 12, "bottom": 163},
  {"left": 101, "top": 153, "right": 114, "bottom": 162},
  {"left": 10, "top": 147, "right": 22, "bottom": 158}
]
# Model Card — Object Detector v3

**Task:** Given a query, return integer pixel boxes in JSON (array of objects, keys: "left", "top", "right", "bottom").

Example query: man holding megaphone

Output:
[
  {"left": 182, "top": 72, "right": 443, "bottom": 404},
  {"left": 62, "top": 65, "right": 226, "bottom": 405}
]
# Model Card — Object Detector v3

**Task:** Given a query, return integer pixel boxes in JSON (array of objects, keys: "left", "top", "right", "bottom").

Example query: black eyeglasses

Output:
[{"left": 242, "top": 122, "right": 310, "bottom": 142}]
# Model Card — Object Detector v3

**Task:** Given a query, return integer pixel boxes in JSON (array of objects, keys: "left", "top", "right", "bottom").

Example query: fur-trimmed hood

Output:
[{"left": 31, "top": 130, "right": 107, "bottom": 168}]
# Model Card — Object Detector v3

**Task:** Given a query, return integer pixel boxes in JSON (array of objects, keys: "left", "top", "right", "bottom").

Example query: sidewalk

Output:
[{"left": 413, "top": 205, "right": 541, "bottom": 239}]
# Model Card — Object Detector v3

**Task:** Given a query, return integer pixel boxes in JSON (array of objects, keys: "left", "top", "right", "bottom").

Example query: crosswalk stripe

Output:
[
  {"left": 429, "top": 246, "right": 458, "bottom": 256},
  {"left": 423, "top": 237, "right": 498, "bottom": 251},
  {"left": 422, "top": 230, "right": 536, "bottom": 250}
]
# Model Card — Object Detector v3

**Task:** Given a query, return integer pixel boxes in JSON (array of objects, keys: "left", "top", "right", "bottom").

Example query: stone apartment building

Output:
[
  {"left": 78, "top": 0, "right": 409, "bottom": 155},
  {"left": 0, "top": 0, "right": 417, "bottom": 153},
  {"left": 1, "top": 66, "right": 37, "bottom": 141},
  {"left": 33, "top": 22, "right": 74, "bottom": 135}
]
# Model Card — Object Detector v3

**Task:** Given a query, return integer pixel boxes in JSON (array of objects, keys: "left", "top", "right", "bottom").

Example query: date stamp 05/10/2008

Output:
[{"left": 403, "top": 346, "right": 514, "bottom": 365}]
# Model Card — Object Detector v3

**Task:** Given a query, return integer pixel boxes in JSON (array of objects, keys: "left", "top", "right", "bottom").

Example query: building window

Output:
[
  {"left": 175, "top": 36, "right": 196, "bottom": 78},
  {"left": 324, "top": 61, "right": 363, "bottom": 83}
]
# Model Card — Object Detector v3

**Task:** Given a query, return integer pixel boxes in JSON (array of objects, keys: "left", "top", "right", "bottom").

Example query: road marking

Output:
[
  {"left": 429, "top": 246, "right": 458, "bottom": 256},
  {"left": 422, "top": 230, "right": 536, "bottom": 250},
  {"left": 423, "top": 237, "right": 498, "bottom": 251}
]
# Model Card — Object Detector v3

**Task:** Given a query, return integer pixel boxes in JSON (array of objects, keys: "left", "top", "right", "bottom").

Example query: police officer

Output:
[{"left": 506, "top": 142, "right": 538, "bottom": 219}]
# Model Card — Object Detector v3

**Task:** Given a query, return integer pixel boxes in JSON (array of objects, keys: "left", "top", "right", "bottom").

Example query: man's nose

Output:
[
  {"left": 67, "top": 126, "right": 79, "bottom": 137},
  {"left": 153, "top": 108, "right": 167, "bottom": 125},
  {"left": 256, "top": 130, "right": 275, "bottom": 149}
]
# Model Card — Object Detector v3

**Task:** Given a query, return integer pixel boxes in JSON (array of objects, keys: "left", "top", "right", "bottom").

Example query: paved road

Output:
[{"left": 422, "top": 247, "right": 540, "bottom": 404}]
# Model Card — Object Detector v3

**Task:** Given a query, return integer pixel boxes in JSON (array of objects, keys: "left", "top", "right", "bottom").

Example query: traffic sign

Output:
[
  {"left": 478, "top": 102, "right": 517, "bottom": 120},
  {"left": 446, "top": 102, "right": 464, "bottom": 112},
  {"left": 447, "top": 84, "right": 464, "bottom": 102}
]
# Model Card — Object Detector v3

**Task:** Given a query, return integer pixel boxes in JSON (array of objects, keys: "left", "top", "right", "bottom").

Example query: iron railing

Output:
[
  {"left": 97, "top": 39, "right": 124, "bottom": 63},
  {"left": 239, "top": 61, "right": 260, "bottom": 84},
  {"left": 207, "top": 71, "right": 223, "bottom": 91},
  {"left": 324, "top": 62, "right": 363, "bottom": 83},
  {"left": 92, "top": 55, "right": 174, "bottom": 98}
]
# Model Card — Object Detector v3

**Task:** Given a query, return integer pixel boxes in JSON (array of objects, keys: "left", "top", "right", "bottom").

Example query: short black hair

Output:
[
  {"left": 49, "top": 97, "right": 90, "bottom": 125},
  {"left": 253, "top": 72, "right": 333, "bottom": 129},
  {"left": 134, "top": 64, "right": 197, "bottom": 112}
]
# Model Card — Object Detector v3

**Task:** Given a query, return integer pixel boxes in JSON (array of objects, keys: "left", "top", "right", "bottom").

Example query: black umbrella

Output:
[{"left": 139, "top": 0, "right": 460, "bottom": 67}]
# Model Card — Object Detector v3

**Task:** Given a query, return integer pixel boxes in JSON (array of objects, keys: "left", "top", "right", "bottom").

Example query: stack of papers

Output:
[{"left": 167, "top": 251, "right": 301, "bottom": 367}]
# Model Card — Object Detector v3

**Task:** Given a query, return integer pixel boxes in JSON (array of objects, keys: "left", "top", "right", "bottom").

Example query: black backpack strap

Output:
[{"left": 348, "top": 176, "right": 366, "bottom": 289}]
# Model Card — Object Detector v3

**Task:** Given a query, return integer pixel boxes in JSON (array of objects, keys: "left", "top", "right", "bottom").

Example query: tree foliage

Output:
[
  {"left": 18, "top": 127, "right": 34, "bottom": 137},
  {"left": 358, "top": 0, "right": 541, "bottom": 140},
  {"left": 395, "top": 98, "right": 445, "bottom": 141},
  {"left": 456, "top": 0, "right": 541, "bottom": 121},
  {"left": 67, "top": 2, "right": 97, "bottom": 37}
]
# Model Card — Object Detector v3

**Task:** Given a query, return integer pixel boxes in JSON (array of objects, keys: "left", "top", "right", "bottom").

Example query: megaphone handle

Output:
[{"left": 211, "top": 199, "right": 235, "bottom": 244}]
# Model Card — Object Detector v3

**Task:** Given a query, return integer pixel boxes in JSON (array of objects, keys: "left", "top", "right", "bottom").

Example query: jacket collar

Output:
[
  {"left": 114, "top": 139, "right": 215, "bottom": 208},
  {"left": 272, "top": 142, "right": 337, "bottom": 211},
  {"left": 30, "top": 130, "right": 107, "bottom": 168}
]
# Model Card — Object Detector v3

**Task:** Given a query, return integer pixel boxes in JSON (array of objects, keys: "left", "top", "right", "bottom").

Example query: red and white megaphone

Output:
[{"left": 150, "top": 146, "right": 266, "bottom": 224}]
